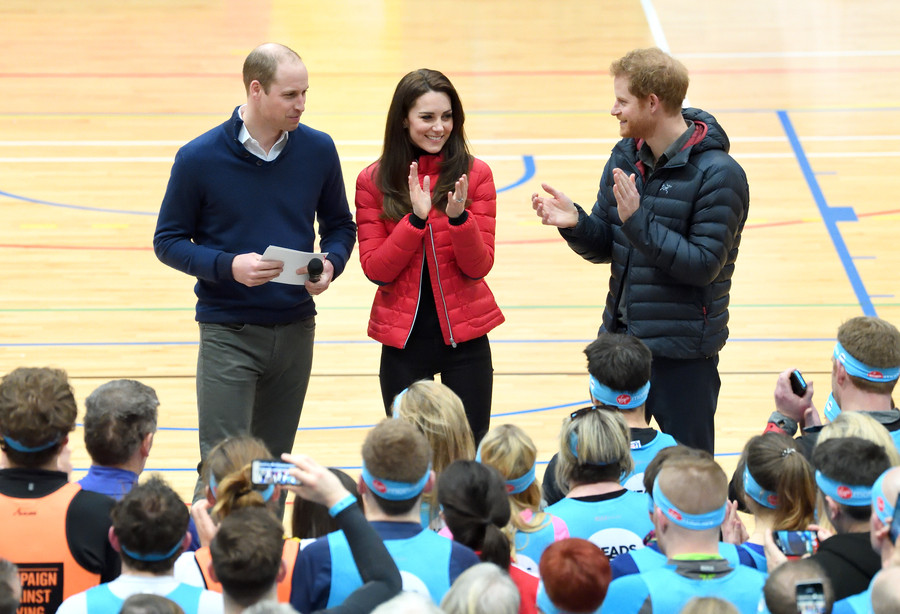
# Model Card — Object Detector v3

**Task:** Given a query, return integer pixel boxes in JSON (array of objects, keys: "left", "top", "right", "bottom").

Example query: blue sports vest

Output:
[
  {"left": 325, "top": 528, "right": 453, "bottom": 606},
  {"left": 622, "top": 432, "right": 678, "bottom": 492},
  {"left": 641, "top": 564, "right": 766, "bottom": 613},
  {"left": 612, "top": 542, "right": 746, "bottom": 578},
  {"left": 512, "top": 514, "right": 562, "bottom": 575},
  {"left": 85, "top": 582, "right": 205, "bottom": 613},
  {"left": 537, "top": 581, "right": 602, "bottom": 614},
  {"left": 831, "top": 590, "right": 870, "bottom": 614},
  {"left": 546, "top": 491, "right": 654, "bottom": 562},
  {"left": 736, "top": 542, "right": 766, "bottom": 570}
]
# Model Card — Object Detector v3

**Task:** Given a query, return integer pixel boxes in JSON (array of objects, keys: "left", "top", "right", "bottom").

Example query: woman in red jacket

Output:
[{"left": 355, "top": 68, "right": 504, "bottom": 443}]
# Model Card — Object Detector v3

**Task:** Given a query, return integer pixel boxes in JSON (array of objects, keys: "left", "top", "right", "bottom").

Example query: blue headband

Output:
[
  {"left": 120, "top": 538, "right": 183, "bottom": 562},
  {"left": 208, "top": 472, "right": 218, "bottom": 499},
  {"left": 391, "top": 388, "right": 408, "bottom": 419},
  {"left": 257, "top": 483, "right": 275, "bottom": 502},
  {"left": 834, "top": 342, "right": 900, "bottom": 383},
  {"left": 743, "top": 465, "right": 778, "bottom": 509},
  {"left": 504, "top": 465, "right": 537, "bottom": 495},
  {"left": 872, "top": 469, "right": 895, "bottom": 525},
  {"left": 588, "top": 376, "right": 650, "bottom": 410},
  {"left": 815, "top": 470, "right": 872, "bottom": 507},
  {"left": 823, "top": 392, "right": 841, "bottom": 423},
  {"left": 361, "top": 462, "right": 431, "bottom": 501},
  {"left": 652, "top": 478, "right": 727, "bottom": 530},
  {"left": 207, "top": 473, "right": 274, "bottom": 502},
  {"left": 2, "top": 435, "right": 60, "bottom": 453},
  {"left": 475, "top": 447, "right": 536, "bottom": 495}
]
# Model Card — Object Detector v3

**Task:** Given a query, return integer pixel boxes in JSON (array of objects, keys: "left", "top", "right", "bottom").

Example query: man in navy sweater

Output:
[{"left": 153, "top": 43, "right": 356, "bottom": 501}]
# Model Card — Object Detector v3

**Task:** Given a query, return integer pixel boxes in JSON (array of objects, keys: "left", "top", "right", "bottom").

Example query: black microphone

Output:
[{"left": 307, "top": 257, "right": 324, "bottom": 283}]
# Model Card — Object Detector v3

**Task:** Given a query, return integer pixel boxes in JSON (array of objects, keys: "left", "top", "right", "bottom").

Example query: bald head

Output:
[
  {"left": 872, "top": 566, "right": 900, "bottom": 614},
  {"left": 763, "top": 559, "right": 833, "bottom": 614},
  {"left": 243, "top": 43, "right": 303, "bottom": 94},
  {"left": 876, "top": 466, "right": 900, "bottom": 511},
  {"left": 657, "top": 456, "right": 727, "bottom": 515}
]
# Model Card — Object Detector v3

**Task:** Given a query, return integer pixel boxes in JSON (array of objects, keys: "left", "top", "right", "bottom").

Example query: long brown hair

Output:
[
  {"left": 201, "top": 435, "right": 277, "bottom": 519},
  {"left": 735, "top": 433, "right": 816, "bottom": 530},
  {"left": 376, "top": 69, "right": 471, "bottom": 220}
]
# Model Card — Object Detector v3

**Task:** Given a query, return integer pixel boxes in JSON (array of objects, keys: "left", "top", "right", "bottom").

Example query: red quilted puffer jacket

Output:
[{"left": 355, "top": 154, "right": 505, "bottom": 349}]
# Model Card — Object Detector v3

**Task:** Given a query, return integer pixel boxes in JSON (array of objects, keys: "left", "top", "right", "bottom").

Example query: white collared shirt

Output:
[{"left": 238, "top": 105, "right": 288, "bottom": 161}]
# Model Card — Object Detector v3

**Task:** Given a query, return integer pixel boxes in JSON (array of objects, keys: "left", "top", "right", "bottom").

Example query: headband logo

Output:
[
  {"left": 506, "top": 484, "right": 515, "bottom": 493},
  {"left": 767, "top": 495, "right": 779, "bottom": 507},
  {"left": 878, "top": 496, "right": 886, "bottom": 513},
  {"left": 372, "top": 479, "right": 387, "bottom": 494},
  {"left": 616, "top": 394, "right": 632, "bottom": 405},
  {"left": 869, "top": 370, "right": 884, "bottom": 379},
  {"left": 668, "top": 508, "right": 682, "bottom": 521},
  {"left": 837, "top": 486, "right": 853, "bottom": 500}
]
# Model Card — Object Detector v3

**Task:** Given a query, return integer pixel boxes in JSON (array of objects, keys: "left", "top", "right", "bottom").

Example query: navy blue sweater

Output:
[{"left": 154, "top": 106, "right": 357, "bottom": 325}]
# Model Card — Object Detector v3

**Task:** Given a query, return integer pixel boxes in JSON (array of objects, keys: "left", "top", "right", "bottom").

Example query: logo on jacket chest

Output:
[{"left": 660, "top": 182, "right": 673, "bottom": 194}]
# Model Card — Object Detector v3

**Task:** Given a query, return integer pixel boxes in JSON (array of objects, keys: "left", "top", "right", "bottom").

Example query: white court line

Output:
[
  {"left": 640, "top": 0, "right": 672, "bottom": 54},
  {"left": 677, "top": 50, "right": 900, "bottom": 59},
  {"left": 640, "top": 0, "right": 691, "bottom": 108},
  {"left": 2, "top": 136, "right": 900, "bottom": 147},
  {"left": 2, "top": 152, "right": 900, "bottom": 163}
]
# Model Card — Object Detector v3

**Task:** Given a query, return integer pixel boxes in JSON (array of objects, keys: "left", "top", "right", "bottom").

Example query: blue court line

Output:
[
  {"left": 777, "top": 110, "right": 875, "bottom": 317},
  {"left": 73, "top": 399, "right": 591, "bottom": 436},
  {"left": 1, "top": 155, "right": 536, "bottom": 216},
  {"left": 0, "top": 188, "right": 156, "bottom": 216},
  {"left": 496, "top": 156, "right": 535, "bottom": 193},
  {"left": 75, "top": 453, "right": 744, "bottom": 474}
]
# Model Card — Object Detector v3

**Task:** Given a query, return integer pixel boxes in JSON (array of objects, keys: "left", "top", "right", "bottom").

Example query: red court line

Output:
[
  {"left": 3, "top": 66, "right": 900, "bottom": 80},
  {"left": 3, "top": 209, "right": 898, "bottom": 251}
]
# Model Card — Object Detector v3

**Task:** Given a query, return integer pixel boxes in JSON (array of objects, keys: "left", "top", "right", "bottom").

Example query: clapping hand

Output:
[{"left": 531, "top": 183, "right": 578, "bottom": 228}]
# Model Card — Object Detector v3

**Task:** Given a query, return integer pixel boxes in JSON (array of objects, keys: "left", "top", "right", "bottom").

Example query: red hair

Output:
[{"left": 539, "top": 539, "right": 611, "bottom": 613}]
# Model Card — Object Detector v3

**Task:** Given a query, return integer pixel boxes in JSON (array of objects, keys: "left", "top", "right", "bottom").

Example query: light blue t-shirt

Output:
[{"left": 546, "top": 490, "right": 653, "bottom": 562}]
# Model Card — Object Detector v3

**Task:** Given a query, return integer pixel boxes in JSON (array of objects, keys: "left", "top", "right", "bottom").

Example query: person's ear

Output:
[
  {"left": 423, "top": 470, "right": 436, "bottom": 494},
  {"left": 108, "top": 527, "right": 121, "bottom": 553},
  {"left": 207, "top": 560, "right": 219, "bottom": 583},
  {"left": 833, "top": 360, "right": 848, "bottom": 386},
  {"left": 140, "top": 432, "right": 154, "bottom": 457},
  {"left": 181, "top": 532, "right": 192, "bottom": 554},
  {"left": 825, "top": 495, "right": 840, "bottom": 522},
  {"left": 275, "top": 559, "right": 287, "bottom": 583}
]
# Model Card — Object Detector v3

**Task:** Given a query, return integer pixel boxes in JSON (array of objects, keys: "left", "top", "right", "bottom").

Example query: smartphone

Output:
[
  {"left": 795, "top": 581, "right": 827, "bottom": 614},
  {"left": 790, "top": 370, "right": 808, "bottom": 397},
  {"left": 250, "top": 459, "right": 300, "bottom": 486},
  {"left": 890, "top": 492, "right": 900, "bottom": 544},
  {"left": 774, "top": 530, "right": 818, "bottom": 558}
]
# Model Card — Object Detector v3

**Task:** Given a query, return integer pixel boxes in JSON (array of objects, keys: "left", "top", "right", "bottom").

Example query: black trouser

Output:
[
  {"left": 644, "top": 354, "right": 720, "bottom": 454},
  {"left": 379, "top": 334, "right": 493, "bottom": 444}
]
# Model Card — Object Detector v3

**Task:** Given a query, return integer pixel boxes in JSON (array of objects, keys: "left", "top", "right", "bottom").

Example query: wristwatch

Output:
[{"left": 766, "top": 411, "right": 798, "bottom": 437}]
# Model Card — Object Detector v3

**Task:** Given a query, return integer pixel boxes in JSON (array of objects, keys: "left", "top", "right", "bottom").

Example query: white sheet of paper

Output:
[{"left": 260, "top": 246, "right": 328, "bottom": 286}]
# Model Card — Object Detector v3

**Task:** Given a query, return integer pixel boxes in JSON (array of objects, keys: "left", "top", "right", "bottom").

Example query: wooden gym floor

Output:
[{"left": 2, "top": 0, "right": 899, "bottom": 501}]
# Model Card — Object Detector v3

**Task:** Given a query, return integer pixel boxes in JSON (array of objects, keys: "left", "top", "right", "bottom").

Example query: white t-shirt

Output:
[
  {"left": 174, "top": 551, "right": 206, "bottom": 587},
  {"left": 57, "top": 574, "right": 223, "bottom": 614}
]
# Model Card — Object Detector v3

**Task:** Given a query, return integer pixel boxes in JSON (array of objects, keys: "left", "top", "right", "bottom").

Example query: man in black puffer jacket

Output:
[{"left": 532, "top": 48, "right": 750, "bottom": 453}]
